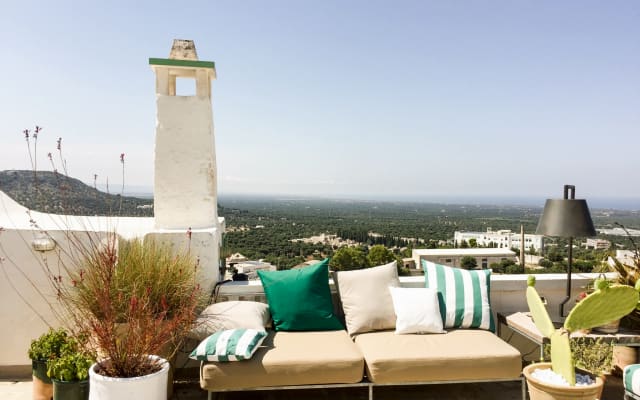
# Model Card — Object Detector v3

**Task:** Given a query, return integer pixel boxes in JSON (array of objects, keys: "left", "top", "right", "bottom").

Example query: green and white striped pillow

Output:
[
  {"left": 624, "top": 364, "right": 640, "bottom": 395},
  {"left": 190, "top": 328, "right": 268, "bottom": 362},
  {"left": 422, "top": 260, "right": 495, "bottom": 331}
]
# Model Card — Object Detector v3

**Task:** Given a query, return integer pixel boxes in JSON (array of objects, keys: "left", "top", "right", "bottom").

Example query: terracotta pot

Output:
[
  {"left": 613, "top": 345, "right": 638, "bottom": 376},
  {"left": 523, "top": 362, "right": 604, "bottom": 400},
  {"left": 32, "top": 359, "right": 53, "bottom": 400}
]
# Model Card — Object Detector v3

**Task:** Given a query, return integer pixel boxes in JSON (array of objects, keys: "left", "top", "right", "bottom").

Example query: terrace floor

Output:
[{"left": 0, "top": 375, "right": 625, "bottom": 400}]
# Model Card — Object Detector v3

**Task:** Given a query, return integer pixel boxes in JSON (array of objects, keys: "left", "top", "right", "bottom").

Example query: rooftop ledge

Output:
[{"left": 216, "top": 272, "right": 616, "bottom": 294}]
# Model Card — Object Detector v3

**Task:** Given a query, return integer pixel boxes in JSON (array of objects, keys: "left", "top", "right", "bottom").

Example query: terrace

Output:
[
  {"left": 0, "top": 271, "right": 631, "bottom": 399},
  {"left": 0, "top": 40, "right": 635, "bottom": 399}
]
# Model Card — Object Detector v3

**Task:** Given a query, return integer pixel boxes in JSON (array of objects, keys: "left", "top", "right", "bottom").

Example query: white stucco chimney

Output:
[
  {"left": 150, "top": 39, "right": 218, "bottom": 229},
  {"left": 147, "top": 40, "right": 224, "bottom": 287}
]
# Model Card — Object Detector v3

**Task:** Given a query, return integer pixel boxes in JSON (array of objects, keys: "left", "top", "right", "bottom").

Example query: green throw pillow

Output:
[
  {"left": 189, "top": 328, "right": 267, "bottom": 362},
  {"left": 257, "top": 259, "right": 343, "bottom": 331},
  {"left": 422, "top": 260, "right": 495, "bottom": 331}
]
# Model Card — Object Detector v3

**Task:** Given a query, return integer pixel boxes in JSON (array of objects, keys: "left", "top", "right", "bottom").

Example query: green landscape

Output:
[
  {"left": 2, "top": 170, "right": 639, "bottom": 273},
  {"left": 218, "top": 195, "right": 640, "bottom": 272}
]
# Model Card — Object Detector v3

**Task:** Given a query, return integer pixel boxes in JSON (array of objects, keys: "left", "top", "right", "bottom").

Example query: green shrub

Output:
[
  {"left": 28, "top": 328, "right": 69, "bottom": 361},
  {"left": 47, "top": 344, "right": 94, "bottom": 381}
]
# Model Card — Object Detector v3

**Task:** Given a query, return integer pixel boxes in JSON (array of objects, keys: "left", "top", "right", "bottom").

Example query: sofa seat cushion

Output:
[
  {"left": 200, "top": 330, "right": 364, "bottom": 391},
  {"left": 354, "top": 329, "right": 521, "bottom": 384}
]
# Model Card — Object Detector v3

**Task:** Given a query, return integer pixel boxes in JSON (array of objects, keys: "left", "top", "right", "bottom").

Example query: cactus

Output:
[{"left": 526, "top": 275, "right": 639, "bottom": 385}]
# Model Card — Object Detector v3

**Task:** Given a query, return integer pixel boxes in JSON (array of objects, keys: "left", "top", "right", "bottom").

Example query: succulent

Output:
[{"left": 526, "top": 275, "right": 639, "bottom": 385}]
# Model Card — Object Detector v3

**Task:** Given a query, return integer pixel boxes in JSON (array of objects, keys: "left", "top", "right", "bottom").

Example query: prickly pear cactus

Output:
[
  {"left": 564, "top": 278, "right": 638, "bottom": 332},
  {"left": 550, "top": 329, "right": 574, "bottom": 385},
  {"left": 526, "top": 275, "right": 639, "bottom": 386},
  {"left": 526, "top": 276, "right": 555, "bottom": 338}
]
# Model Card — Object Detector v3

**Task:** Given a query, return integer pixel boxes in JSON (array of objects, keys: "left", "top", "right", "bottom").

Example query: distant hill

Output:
[{"left": 0, "top": 170, "right": 153, "bottom": 217}]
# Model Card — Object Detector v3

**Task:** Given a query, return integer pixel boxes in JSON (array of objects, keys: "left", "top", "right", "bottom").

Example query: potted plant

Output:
[
  {"left": 524, "top": 275, "right": 638, "bottom": 400},
  {"left": 28, "top": 328, "right": 69, "bottom": 400},
  {"left": 607, "top": 230, "right": 640, "bottom": 373},
  {"left": 53, "top": 234, "right": 202, "bottom": 400},
  {"left": 47, "top": 338, "right": 94, "bottom": 400}
]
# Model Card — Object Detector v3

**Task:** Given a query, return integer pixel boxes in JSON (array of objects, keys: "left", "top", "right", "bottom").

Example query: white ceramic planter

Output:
[{"left": 88, "top": 355, "right": 169, "bottom": 400}]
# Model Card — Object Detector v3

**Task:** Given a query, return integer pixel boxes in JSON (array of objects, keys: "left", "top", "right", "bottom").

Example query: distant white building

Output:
[
  {"left": 226, "top": 253, "right": 248, "bottom": 264},
  {"left": 412, "top": 248, "right": 516, "bottom": 270},
  {"left": 454, "top": 229, "right": 544, "bottom": 252},
  {"left": 614, "top": 250, "right": 638, "bottom": 266},
  {"left": 598, "top": 227, "right": 640, "bottom": 237},
  {"left": 230, "top": 260, "right": 276, "bottom": 280},
  {"left": 585, "top": 238, "right": 610, "bottom": 250}
]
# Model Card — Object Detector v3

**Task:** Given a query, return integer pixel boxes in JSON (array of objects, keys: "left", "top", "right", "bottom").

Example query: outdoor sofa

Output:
[{"left": 192, "top": 260, "right": 525, "bottom": 400}]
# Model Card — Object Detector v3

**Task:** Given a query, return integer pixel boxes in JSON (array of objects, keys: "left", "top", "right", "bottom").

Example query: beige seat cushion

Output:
[
  {"left": 200, "top": 330, "right": 364, "bottom": 391},
  {"left": 355, "top": 329, "right": 521, "bottom": 384}
]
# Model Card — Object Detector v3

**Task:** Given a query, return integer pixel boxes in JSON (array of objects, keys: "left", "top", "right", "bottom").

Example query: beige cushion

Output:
[
  {"left": 190, "top": 301, "right": 271, "bottom": 341},
  {"left": 355, "top": 329, "right": 522, "bottom": 384},
  {"left": 333, "top": 261, "right": 399, "bottom": 335},
  {"left": 200, "top": 330, "right": 364, "bottom": 390}
]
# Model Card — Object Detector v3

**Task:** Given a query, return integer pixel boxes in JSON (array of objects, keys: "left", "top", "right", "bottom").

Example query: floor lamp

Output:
[{"left": 536, "top": 185, "right": 596, "bottom": 318}]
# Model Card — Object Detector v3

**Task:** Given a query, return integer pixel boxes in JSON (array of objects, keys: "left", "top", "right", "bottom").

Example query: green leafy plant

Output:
[
  {"left": 46, "top": 337, "right": 95, "bottom": 381},
  {"left": 28, "top": 328, "right": 69, "bottom": 361},
  {"left": 571, "top": 338, "right": 615, "bottom": 378},
  {"left": 542, "top": 337, "right": 615, "bottom": 378},
  {"left": 526, "top": 275, "right": 638, "bottom": 384},
  {"left": 608, "top": 228, "right": 640, "bottom": 329}
]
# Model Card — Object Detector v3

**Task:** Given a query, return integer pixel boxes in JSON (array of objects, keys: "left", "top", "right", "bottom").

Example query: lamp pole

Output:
[{"left": 561, "top": 185, "right": 576, "bottom": 318}]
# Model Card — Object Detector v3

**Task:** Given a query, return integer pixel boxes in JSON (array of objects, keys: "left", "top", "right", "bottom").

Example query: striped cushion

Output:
[
  {"left": 624, "top": 364, "right": 640, "bottom": 395},
  {"left": 422, "top": 260, "right": 494, "bottom": 331},
  {"left": 190, "top": 329, "right": 268, "bottom": 362}
]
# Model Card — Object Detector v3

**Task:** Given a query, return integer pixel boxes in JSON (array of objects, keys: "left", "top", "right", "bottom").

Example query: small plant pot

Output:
[
  {"left": 592, "top": 319, "right": 620, "bottom": 334},
  {"left": 613, "top": 345, "right": 637, "bottom": 376},
  {"left": 32, "top": 359, "right": 53, "bottom": 400},
  {"left": 53, "top": 379, "right": 89, "bottom": 400},
  {"left": 523, "top": 362, "right": 604, "bottom": 400}
]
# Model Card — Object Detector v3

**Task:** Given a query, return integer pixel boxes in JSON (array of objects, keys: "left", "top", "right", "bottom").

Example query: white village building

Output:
[{"left": 454, "top": 228, "right": 544, "bottom": 252}]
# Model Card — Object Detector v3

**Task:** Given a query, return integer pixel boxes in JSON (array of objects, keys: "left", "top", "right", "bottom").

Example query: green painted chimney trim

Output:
[{"left": 148, "top": 58, "right": 215, "bottom": 69}]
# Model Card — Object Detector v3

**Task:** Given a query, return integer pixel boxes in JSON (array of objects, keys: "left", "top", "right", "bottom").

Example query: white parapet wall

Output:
[
  {"left": 0, "top": 191, "right": 223, "bottom": 375},
  {"left": 214, "top": 272, "right": 610, "bottom": 323}
]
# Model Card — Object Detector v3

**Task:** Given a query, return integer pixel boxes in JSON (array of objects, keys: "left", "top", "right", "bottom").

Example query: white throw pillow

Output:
[
  {"left": 388, "top": 286, "right": 445, "bottom": 334},
  {"left": 189, "top": 301, "right": 271, "bottom": 341}
]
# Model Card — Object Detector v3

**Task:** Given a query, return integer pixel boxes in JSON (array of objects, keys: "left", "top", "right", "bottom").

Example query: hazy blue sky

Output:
[{"left": 1, "top": 1, "right": 639, "bottom": 203}]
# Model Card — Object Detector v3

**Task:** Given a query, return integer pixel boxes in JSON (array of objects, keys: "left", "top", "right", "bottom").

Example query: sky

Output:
[{"left": 1, "top": 1, "right": 639, "bottom": 205}]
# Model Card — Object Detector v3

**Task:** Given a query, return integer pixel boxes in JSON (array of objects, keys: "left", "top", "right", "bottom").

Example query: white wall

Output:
[{"left": 0, "top": 192, "right": 224, "bottom": 374}]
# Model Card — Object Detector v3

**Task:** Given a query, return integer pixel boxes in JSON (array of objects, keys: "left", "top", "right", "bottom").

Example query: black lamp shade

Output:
[{"left": 535, "top": 199, "right": 596, "bottom": 237}]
